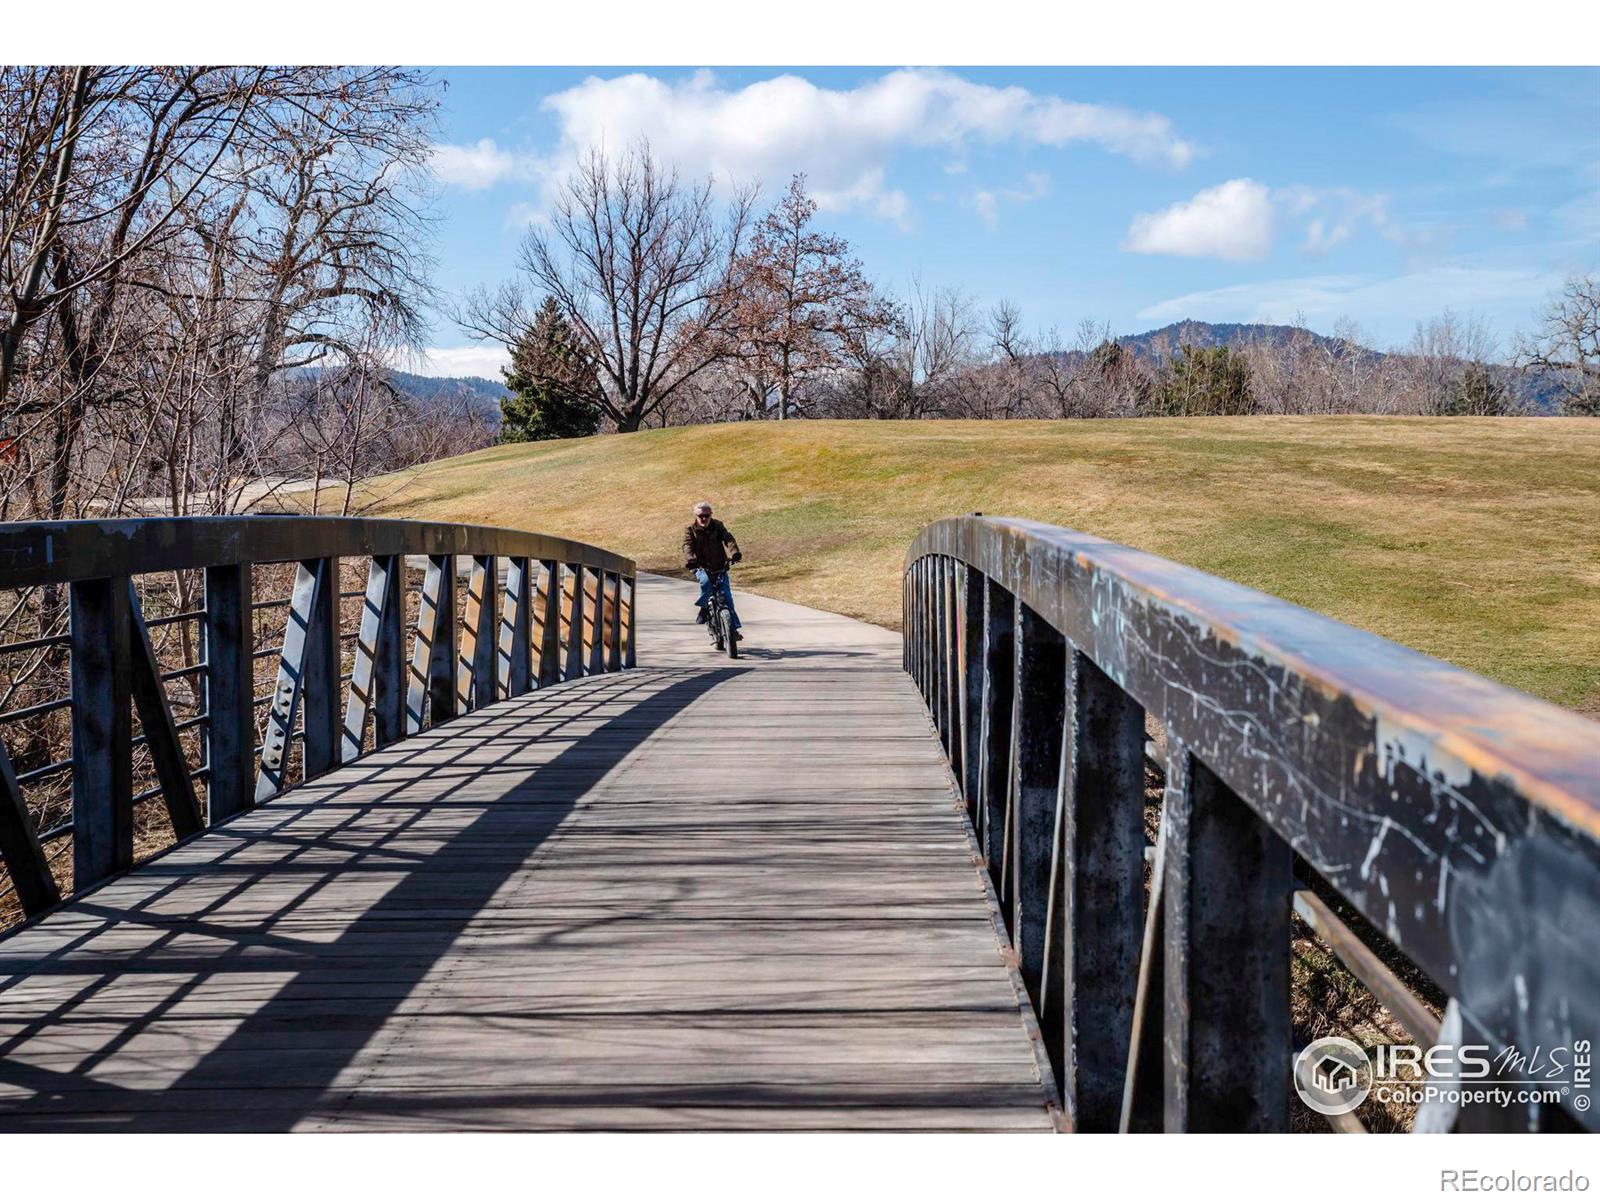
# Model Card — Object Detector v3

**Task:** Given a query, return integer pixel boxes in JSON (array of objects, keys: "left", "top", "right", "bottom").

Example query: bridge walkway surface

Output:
[{"left": 0, "top": 576, "right": 1058, "bottom": 1131}]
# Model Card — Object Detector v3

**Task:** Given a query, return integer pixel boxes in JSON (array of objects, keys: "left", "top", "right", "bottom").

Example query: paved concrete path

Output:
[{"left": 0, "top": 576, "right": 1058, "bottom": 1131}]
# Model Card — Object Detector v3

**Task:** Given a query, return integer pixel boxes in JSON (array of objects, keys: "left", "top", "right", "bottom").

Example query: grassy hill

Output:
[{"left": 361, "top": 417, "right": 1600, "bottom": 716}]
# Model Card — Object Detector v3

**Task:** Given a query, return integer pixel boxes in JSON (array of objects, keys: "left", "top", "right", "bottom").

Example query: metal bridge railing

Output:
[
  {"left": 0, "top": 517, "right": 636, "bottom": 925},
  {"left": 903, "top": 515, "right": 1599, "bottom": 1134}
]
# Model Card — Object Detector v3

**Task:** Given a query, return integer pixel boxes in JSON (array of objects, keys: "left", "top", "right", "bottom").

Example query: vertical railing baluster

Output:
[
  {"left": 536, "top": 559, "right": 562, "bottom": 686},
  {"left": 940, "top": 560, "right": 953, "bottom": 774},
  {"left": 563, "top": 564, "right": 586, "bottom": 681},
  {"left": 372, "top": 555, "right": 405, "bottom": 748},
  {"left": 910, "top": 565, "right": 918, "bottom": 680},
  {"left": 587, "top": 568, "right": 605, "bottom": 677},
  {"left": 902, "top": 566, "right": 915, "bottom": 678},
  {"left": 300, "top": 557, "right": 340, "bottom": 781},
  {"left": 959, "top": 564, "right": 984, "bottom": 820},
  {"left": 1043, "top": 650, "right": 1146, "bottom": 1131},
  {"left": 978, "top": 576, "right": 1015, "bottom": 892},
  {"left": 502, "top": 556, "right": 532, "bottom": 699},
  {"left": 0, "top": 738, "right": 58, "bottom": 913},
  {"left": 204, "top": 561, "right": 254, "bottom": 822},
  {"left": 457, "top": 553, "right": 497, "bottom": 712},
  {"left": 70, "top": 575, "right": 133, "bottom": 888},
  {"left": 622, "top": 574, "right": 637, "bottom": 669},
  {"left": 606, "top": 572, "right": 623, "bottom": 672},
  {"left": 919, "top": 559, "right": 931, "bottom": 699},
  {"left": 258, "top": 561, "right": 324, "bottom": 799},
  {"left": 935, "top": 557, "right": 952, "bottom": 747},
  {"left": 406, "top": 554, "right": 457, "bottom": 734},
  {"left": 1162, "top": 745, "right": 1292, "bottom": 1131},
  {"left": 1009, "top": 600, "right": 1066, "bottom": 999},
  {"left": 343, "top": 554, "right": 402, "bottom": 761},
  {"left": 911, "top": 561, "right": 922, "bottom": 695},
  {"left": 127, "top": 583, "right": 203, "bottom": 838}
]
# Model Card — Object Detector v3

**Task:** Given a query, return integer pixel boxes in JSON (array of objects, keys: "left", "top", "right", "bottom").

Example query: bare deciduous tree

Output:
[
  {"left": 463, "top": 143, "right": 753, "bottom": 432},
  {"left": 1515, "top": 274, "right": 1599, "bottom": 416},
  {"left": 732, "top": 174, "right": 892, "bottom": 420}
]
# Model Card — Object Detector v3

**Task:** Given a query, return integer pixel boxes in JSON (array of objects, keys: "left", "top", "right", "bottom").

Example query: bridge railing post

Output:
[
  {"left": 959, "top": 564, "right": 984, "bottom": 821},
  {"left": 622, "top": 574, "right": 637, "bottom": 669},
  {"left": 536, "top": 559, "right": 561, "bottom": 686},
  {"left": 909, "top": 560, "right": 920, "bottom": 693},
  {"left": 300, "top": 557, "right": 341, "bottom": 782},
  {"left": 606, "top": 572, "right": 623, "bottom": 672},
  {"left": 916, "top": 559, "right": 929, "bottom": 701},
  {"left": 1044, "top": 649, "right": 1146, "bottom": 1131},
  {"left": 501, "top": 556, "right": 533, "bottom": 699},
  {"left": 407, "top": 553, "right": 457, "bottom": 734},
  {"left": 978, "top": 575, "right": 1015, "bottom": 896},
  {"left": 586, "top": 569, "right": 606, "bottom": 677},
  {"left": 563, "top": 564, "right": 586, "bottom": 681},
  {"left": 938, "top": 558, "right": 950, "bottom": 747},
  {"left": 343, "top": 554, "right": 401, "bottom": 761},
  {"left": 457, "top": 554, "right": 498, "bottom": 713},
  {"left": 1161, "top": 744, "right": 1292, "bottom": 1132},
  {"left": 70, "top": 574, "right": 133, "bottom": 889},
  {"left": 204, "top": 561, "right": 254, "bottom": 823},
  {"left": 940, "top": 560, "right": 953, "bottom": 774},
  {"left": 1008, "top": 599, "right": 1066, "bottom": 1000}
]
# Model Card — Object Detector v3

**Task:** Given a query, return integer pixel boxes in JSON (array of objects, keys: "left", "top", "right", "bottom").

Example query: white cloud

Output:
[
  {"left": 433, "top": 69, "right": 1194, "bottom": 226},
  {"left": 1135, "top": 266, "right": 1561, "bottom": 334},
  {"left": 968, "top": 172, "right": 1050, "bottom": 231},
  {"left": 429, "top": 138, "right": 523, "bottom": 190},
  {"left": 404, "top": 345, "right": 512, "bottom": 380},
  {"left": 1124, "top": 178, "right": 1274, "bottom": 261},
  {"left": 1126, "top": 180, "right": 1405, "bottom": 261},
  {"left": 1280, "top": 186, "right": 1398, "bottom": 255}
]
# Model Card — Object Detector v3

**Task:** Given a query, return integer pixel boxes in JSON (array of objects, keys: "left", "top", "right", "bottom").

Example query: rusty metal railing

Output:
[
  {"left": 0, "top": 517, "right": 636, "bottom": 925},
  {"left": 903, "top": 515, "right": 1599, "bottom": 1134}
]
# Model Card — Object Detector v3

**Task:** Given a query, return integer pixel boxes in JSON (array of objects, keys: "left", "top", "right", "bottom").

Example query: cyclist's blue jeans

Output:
[{"left": 694, "top": 569, "right": 741, "bottom": 629}]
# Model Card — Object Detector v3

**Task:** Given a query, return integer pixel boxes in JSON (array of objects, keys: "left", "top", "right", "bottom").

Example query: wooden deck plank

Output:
[{"left": 0, "top": 576, "right": 1056, "bottom": 1132}]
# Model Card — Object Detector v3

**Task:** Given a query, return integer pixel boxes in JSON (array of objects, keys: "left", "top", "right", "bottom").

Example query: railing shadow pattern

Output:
[{"left": 0, "top": 517, "right": 637, "bottom": 928}]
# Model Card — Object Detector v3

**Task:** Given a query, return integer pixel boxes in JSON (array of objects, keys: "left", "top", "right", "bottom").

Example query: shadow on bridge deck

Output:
[{"left": 0, "top": 577, "right": 1057, "bottom": 1132}]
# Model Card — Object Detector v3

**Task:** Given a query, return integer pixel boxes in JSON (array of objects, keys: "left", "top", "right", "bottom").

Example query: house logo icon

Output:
[{"left": 1295, "top": 1037, "right": 1373, "bottom": 1116}]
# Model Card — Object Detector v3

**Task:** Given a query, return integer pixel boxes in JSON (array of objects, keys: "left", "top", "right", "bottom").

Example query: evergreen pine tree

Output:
[
  {"left": 499, "top": 297, "right": 603, "bottom": 442},
  {"left": 1443, "top": 362, "right": 1513, "bottom": 416},
  {"left": 1153, "top": 343, "right": 1255, "bottom": 416}
]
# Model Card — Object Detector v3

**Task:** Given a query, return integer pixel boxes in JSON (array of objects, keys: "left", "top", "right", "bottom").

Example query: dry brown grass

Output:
[{"left": 343, "top": 416, "right": 1600, "bottom": 715}]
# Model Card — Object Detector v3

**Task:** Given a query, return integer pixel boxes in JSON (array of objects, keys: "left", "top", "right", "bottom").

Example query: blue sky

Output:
[{"left": 417, "top": 66, "right": 1600, "bottom": 377}]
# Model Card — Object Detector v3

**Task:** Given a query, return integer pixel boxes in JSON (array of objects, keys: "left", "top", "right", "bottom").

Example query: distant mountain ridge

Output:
[
  {"left": 1087, "top": 321, "right": 1560, "bottom": 413},
  {"left": 1113, "top": 321, "right": 1358, "bottom": 359},
  {"left": 383, "top": 370, "right": 509, "bottom": 408}
]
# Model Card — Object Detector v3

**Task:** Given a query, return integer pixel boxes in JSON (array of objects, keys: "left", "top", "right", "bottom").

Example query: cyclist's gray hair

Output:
[{"left": 692, "top": 500, "right": 712, "bottom": 513}]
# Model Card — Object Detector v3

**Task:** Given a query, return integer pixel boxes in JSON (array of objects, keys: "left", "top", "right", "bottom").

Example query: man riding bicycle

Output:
[{"left": 683, "top": 500, "right": 742, "bottom": 640}]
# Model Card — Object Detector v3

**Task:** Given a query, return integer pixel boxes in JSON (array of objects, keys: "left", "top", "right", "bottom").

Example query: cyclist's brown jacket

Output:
[{"left": 682, "top": 518, "right": 740, "bottom": 572}]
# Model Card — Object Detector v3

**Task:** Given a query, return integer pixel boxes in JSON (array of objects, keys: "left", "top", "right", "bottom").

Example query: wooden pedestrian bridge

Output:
[{"left": 0, "top": 516, "right": 1594, "bottom": 1133}]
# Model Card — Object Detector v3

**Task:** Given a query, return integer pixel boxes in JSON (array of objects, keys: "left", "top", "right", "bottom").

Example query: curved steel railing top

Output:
[
  {"left": 907, "top": 516, "right": 1599, "bottom": 832},
  {"left": 904, "top": 514, "right": 1598, "bottom": 1133},
  {"left": 0, "top": 515, "right": 635, "bottom": 588}
]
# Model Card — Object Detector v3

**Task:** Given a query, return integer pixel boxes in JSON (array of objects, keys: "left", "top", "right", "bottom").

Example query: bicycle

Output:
[{"left": 702, "top": 568, "right": 740, "bottom": 660}]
